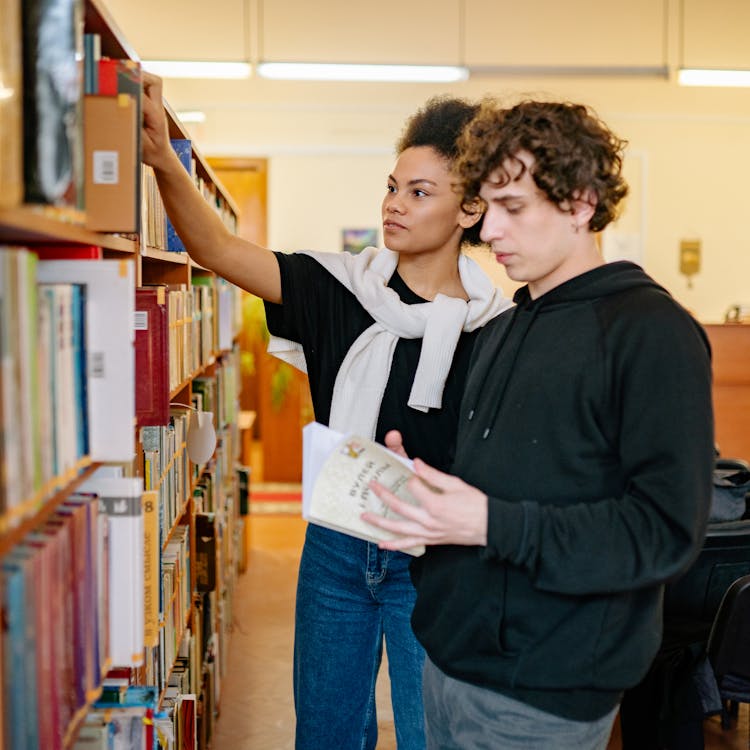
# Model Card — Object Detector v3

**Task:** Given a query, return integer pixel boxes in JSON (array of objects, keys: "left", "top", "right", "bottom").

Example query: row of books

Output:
[
  {"left": 0, "top": 249, "right": 136, "bottom": 527},
  {"left": 72, "top": 686, "right": 157, "bottom": 750},
  {"left": 0, "top": 471, "right": 159, "bottom": 749},
  {"left": 1, "top": 0, "right": 237, "bottom": 246},
  {"left": 2, "top": 493, "right": 104, "bottom": 750},
  {"left": 142, "top": 411, "right": 193, "bottom": 539},
  {"left": 150, "top": 276, "right": 243, "bottom": 400},
  {"left": 0, "top": 467, "right": 227, "bottom": 747},
  {"left": 141, "top": 165, "right": 169, "bottom": 252},
  {"left": 0, "top": 244, "right": 244, "bottom": 530},
  {"left": 73, "top": 680, "right": 200, "bottom": 749},
  {"left": 166, "top": 140, "right": 237, "bottom": 251}
]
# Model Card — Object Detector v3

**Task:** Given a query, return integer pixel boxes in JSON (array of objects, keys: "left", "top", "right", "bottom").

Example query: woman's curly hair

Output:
[
  {"left": 395, "top": 96, "right": 484, "bottom": 246},
  {"left": 456, "top": 99, "right": 629, "bottom": 232}
]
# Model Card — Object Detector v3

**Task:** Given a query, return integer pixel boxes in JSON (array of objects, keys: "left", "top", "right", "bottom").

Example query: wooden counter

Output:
[{"left": 704, "top": 324, "right": 750, "bottom": 462}]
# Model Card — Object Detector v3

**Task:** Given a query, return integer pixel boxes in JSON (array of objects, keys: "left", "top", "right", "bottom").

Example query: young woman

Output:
[{"left": 141, "top": 78, "right": 510, "bottom": 749}]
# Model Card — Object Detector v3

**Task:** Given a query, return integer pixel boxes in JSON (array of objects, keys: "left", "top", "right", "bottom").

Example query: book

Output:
[
  {"left": 195, "top": 513, "right": 216, "bottom": 592},
  {"left": 166, "top": 139, "right": 193, "bottom": 252},
  {"left": 237, "top": 465, "right": 250, "bottom": 516},
  {"left": 23, "top": 529, "right": 60, "bottom": 749},
  {"left": 0, "top": 595, "right": 4, "bottom": 749},
  {"left": 31, "top": 244, "right": 103, "bottom": 260},
  {"left": 0, "top": 249, "right": 43, "bottom": 513},
  {"left": 82, "top": 33, "right": 100, "bottom": 95},
  {"left": 2, "top": 550, "right": 29, "bottom": 750},
  {"left": 302, "top": 421, "right": 425, "bottom": 556},
  {"left": 134, "top": 287, "right": 169, "bottom": 427},
  {"left": 96, "top": 57, "right": 142, "bottom": 227},
  {"left": 2, "top": 546, "right": 40, "bottom": 749},
  {"left": 78, "top": 472, "right": 145, "bottom": 668},
  {"left": 142, "top": 489, "right": 159, "bottom": 649},
  {"left": 21, "top": 0, "right": 84, "bottom": 209},
  {"left": 0, "top": 0, "right": 23, "bottom": 208},
  {"left": 177, "top": 693, "right": 197, "bottom": 750},
  {"left": 57, "top": 495, "right": 101, "bottom": 703},
  {"left": 37, "top": 259, "right": 135, "bottom": 462},
  {"left": 83, "top": 94, "right": 138, "bottom": 232},
  {"left": 40, "top": 510, "right": 76, "bottom": 735}
]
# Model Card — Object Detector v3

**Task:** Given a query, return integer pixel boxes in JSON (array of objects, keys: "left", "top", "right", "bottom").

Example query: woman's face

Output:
[{"left": 382, "top": 146, "right": 470, "bottom": 257}]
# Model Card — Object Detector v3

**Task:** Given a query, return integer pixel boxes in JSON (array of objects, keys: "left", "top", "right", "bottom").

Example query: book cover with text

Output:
[{"left": 302, "top": 422, "right": 424, "bottom": 556}]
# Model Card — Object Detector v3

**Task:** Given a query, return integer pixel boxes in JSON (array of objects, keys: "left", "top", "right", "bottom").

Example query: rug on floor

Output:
[{"left": 250, "top": 483, "right": 302, "bottom": 515}]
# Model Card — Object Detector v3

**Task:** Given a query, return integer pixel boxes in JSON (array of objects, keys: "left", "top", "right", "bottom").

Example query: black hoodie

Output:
[{"left": 409, "top": 261, "right": 715, "bottom": 721}]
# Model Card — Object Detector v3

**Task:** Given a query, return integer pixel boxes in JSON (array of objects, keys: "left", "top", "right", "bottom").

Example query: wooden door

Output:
[{"left": 208, "top": 157, "right": 312, "bottom": 482}]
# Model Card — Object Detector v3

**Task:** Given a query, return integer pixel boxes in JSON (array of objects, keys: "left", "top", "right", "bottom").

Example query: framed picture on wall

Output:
[{"left": 341, "top": 227, "right": 378, "bottom": 254}]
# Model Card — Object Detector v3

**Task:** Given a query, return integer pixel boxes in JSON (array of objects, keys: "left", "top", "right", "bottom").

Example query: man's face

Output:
[{"left": 479, "top": 151, "right": 582, "bottom": 298}]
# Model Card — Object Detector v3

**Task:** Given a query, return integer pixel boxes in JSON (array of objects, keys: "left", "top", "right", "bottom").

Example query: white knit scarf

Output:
[{"left": 267, "top": 246, "right": 512, "bottom": 439}]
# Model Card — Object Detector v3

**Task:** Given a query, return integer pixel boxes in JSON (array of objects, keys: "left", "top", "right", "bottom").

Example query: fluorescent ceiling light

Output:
[
  {"left": 142, "top": 60, "right": 251, "bottom": 80},
  {"left": 257, "top": 62, "right": 469, "bottom": 83},
  {"left": 678, "top": 68, "right": 750, "bottom": 87},
  {"left": 176, "top": 110, "right": 207, "bottom": 123}
]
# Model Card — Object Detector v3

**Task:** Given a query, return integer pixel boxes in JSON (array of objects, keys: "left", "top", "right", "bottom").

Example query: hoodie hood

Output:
[
  {"left": 511, "top": 260, "right": 663, "bottom": 309},
  {"left": 466, "top": 261, "right": 672, "bottom": 439}
]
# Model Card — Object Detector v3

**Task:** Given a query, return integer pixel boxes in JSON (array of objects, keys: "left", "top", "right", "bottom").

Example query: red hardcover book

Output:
[
  {"left": 61, "top": 494, "right": 100, "bottom": 697},
  {"left": 32, "top": 244, "right": 103, "bottom": 260},
  {"left": 42, "top": 515, "right": 76, "bottom": 730},
  {"left": 37, "top": 520, "right": 69, "bottom": 746},
  {"left": 135, "top": 287, "right": 169, "bottom": 427},
  {"left": 97, "top": 58, "right": 141, "bottom": 98},
  {"left": 21, "top": 535, "right": 55, "bottom": 749}
]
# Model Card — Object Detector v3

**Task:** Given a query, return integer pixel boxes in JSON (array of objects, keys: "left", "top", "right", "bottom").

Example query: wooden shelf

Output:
[
  {"left": 141, "top": 246, "right": 190, "bottom": 264},
  {"left": 0, "top": 461, "right": 101, "bottom": 558},
  {"left": 0, "top": 1, "right": 243, "bottom": 743},
  {"left": 0, "top": 205, "right": 138, "bottom": 252}
]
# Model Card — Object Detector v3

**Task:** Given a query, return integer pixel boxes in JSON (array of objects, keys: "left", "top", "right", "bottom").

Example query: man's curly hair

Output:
[
  {"left": 456, "top": 99, "right": 629, "bottom": 232},
  {"left": 395, "top": 96, "right": 484, "bottom": 246}
]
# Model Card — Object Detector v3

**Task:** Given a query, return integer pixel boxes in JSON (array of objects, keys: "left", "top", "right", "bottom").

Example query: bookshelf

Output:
[{"left": 0, "top": 0, "right": 245, "bottom": 747}]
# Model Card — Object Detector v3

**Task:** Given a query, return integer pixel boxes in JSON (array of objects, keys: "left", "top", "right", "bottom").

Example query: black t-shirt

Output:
[{"left": 263, "top": 252, "right": 479, "bottom": 472}]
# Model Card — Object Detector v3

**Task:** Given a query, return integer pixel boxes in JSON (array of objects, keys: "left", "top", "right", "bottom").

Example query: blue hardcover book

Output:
[
  {"left": 82, "top": 33, "right": 100, "bottom": 95},
  {"left": 2, "top": 556, "right": 28, "bottom": 750},
  {"left": 2, "top": 548, "right": 39, "bottom": 750},
  {"left": 70, "top": 283, "right": 89, "bottom": 458},
  {"left": 166, "top": 139, "right": 193, "bottom": 252}
]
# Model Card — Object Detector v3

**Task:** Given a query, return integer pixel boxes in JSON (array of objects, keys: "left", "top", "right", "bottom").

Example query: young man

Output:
[{"left": 365, "top": 100, "right": 715, "bottom": 749}]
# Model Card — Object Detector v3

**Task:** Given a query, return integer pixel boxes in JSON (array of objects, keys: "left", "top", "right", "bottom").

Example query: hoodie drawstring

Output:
[{"left": 467, "top": 301, "right": 544, "bottom": 440}]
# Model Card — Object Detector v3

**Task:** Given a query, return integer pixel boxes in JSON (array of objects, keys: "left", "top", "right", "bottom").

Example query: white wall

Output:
[
  {"left": 101, "top": 0, "right": 750, "bottom": 322},
  {"left": 173, "top": 74, "right": 750, "bottom": 323}
]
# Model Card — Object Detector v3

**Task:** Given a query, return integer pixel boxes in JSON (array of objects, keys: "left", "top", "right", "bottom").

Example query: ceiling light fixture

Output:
[
  {"left": 678, "top": 68, "right": 750, "bottom": 87},
  {"left": 256, "top": 62, "right": 469, "bottom": 83},
  {"left": 142, "top": 61, "right": 252, "bottom": 80}
]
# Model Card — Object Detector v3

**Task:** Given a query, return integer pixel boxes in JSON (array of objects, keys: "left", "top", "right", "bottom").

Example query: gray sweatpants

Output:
[{"left": 422, "top": 658, "right": 618, "bottom": 750}]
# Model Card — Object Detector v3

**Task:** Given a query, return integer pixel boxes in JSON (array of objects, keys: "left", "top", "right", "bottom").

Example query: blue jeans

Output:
[{"left": 294, "top": 523, "right": 426, "bottom": 749}]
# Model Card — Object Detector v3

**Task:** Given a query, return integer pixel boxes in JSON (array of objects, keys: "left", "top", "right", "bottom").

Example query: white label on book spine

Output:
[
  {"left": 89, "top": 350, "right": 105, "bottom": 378},
  {"left": 93, "top": 150, "right": 119, "bottom": 184},
  {"left": 134, "top": 310, "right": 148, "bottom": 331}
]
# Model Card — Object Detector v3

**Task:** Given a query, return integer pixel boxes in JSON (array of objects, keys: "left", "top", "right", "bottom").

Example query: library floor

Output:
[{"left": 211, "top": 513, "right": 749, "bottom": 750}]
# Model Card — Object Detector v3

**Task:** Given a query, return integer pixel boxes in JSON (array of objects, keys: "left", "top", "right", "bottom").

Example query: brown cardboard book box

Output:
[{"left": 84, "top": 94, "right": 137, "bottom": 232}]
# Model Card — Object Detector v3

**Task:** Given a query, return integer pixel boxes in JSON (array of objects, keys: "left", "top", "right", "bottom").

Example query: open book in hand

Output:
[{"left": 302, "top": 422, "right": 425, "bottom": 556}]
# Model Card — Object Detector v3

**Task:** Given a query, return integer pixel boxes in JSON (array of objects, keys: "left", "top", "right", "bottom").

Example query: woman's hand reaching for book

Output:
[
  {"left": 141, "top": 72, "right": 176, "bottom": 172},
  {"left": 363, "top": 459, "right": 488, "bottom": 551}
]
